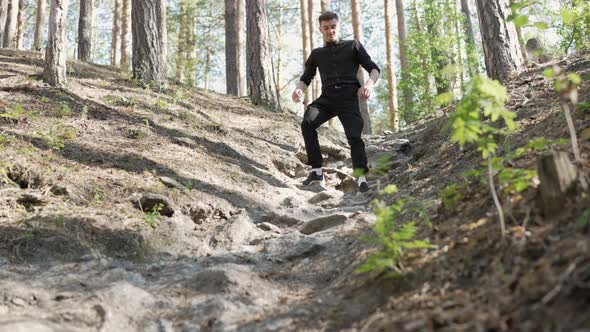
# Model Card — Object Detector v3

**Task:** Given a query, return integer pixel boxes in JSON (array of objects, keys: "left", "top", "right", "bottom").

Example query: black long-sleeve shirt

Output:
[{"left": 299, "top": 39, "right": 380, "bottom": 89}]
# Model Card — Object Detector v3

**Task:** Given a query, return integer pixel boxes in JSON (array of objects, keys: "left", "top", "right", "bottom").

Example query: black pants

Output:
[{"left": 301, "top": 85, "right": 369, "bottom": 174}]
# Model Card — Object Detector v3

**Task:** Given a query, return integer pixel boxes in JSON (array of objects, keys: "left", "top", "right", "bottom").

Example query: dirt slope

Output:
[{"left": 0, "top": 48, "right": 589, "bottom": 332}]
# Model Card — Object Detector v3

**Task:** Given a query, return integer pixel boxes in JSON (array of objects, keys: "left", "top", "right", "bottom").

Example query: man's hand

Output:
[
  {"left": 358, "top": 81, "right": 374, "bottom": 100},
  {"left": 292, "top": 88, "right": 304, "bottom": 103}
]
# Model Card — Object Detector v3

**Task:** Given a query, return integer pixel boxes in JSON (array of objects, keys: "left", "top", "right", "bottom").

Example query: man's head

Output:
[{"left": 318, "top": 11, "right": 340, "bottom": 43}]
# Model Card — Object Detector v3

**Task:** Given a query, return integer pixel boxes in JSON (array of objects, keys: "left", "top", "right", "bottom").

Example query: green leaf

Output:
[
  {"left": 513, "top": 14, "right": 529, "bottom": 28},
  {"left": 534, "top": 22, "right": 549, "bottom": 30},
  {"left": 580, "top": 127, "right": 590, "bottom": 141},
  {"left": 567, "top": 73, "right": 582, "bottom": 85},
  {"left": 544, "top": 68, "right": 555, "bottom": 78},
  {"left": 561, "top": 9, "right": 577, "bottom": 24}
]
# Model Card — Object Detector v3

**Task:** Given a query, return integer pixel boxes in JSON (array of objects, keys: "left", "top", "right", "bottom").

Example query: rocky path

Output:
[{"left": 0, "top": 76, "right": 412, "bottom": 331}]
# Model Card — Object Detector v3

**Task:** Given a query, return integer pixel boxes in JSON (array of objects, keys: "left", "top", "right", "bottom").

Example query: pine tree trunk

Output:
[
  {"left": 236, "top": 0, "right": 244, "bottom": 95},
  {"left": 225, "top": 0, "right": 240, "bottom": 95},
  {"left": 460, "top": 0, "right": 475, "bottom": 46},
  {"left": 176, "top": 0, "right": 187, "bottom": 82},
  {"left": 15, "top": 0, "right": 23, "bottom": 49},
  {"left": 78, "top": 0, "right": 94, "bottom": 62},
  {"left": 33, "top": 0, "right": 46, "bottom": 51},
  {"left": 320, "top": 0, "right": 328, "bottom": 12},
  {"left": 0, "top": 0, "right": 8, "bottom": 43},
  {"left": 185, "top": 3, "right": 196, "bottom": 85},
  {"left": 132, "top": 0, "right": 166, "bottom": 87},
  {"left": 111, "top": 0, "right": 121, "bottom": 66},
  {"left": 307, "top": 0, "right": 317, "bottom": 100},
  {"left": 385, "top": 0, "right": 399, "bottom": 131},
  {"left": 246, "top": 0, "right": 279, "bottom": 110},
  {"left": 351, "top": 0, "right": 372, "bottom": 135},
  {"left": 159, "top": 0, "right": 167, "bottom": 67},
  {"left": 395, "top": 0, "right": 407, "bottom": 72},
  {"left": 475, "top": 0, "right": 524, "bottom": 83},
  {"left": 120, "top": 0, "right": 131, "bottom": 69},
  {"left": 44, "top": 0, "right": 69, "bottom": 87},
  {"left": 3, "top": 0, "right": 18, "bottom": 48},
  {"left": 299, "top": 0, "right": 310, "bottom": 107}
]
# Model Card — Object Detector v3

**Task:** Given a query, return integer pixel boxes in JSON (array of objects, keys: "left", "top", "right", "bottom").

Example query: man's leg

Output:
[
  {"left": 337, "top": 102, "right": 369, "bottom": 176},
  {"left": 301, "top": 102, "right": 335, "bottom": 169}
]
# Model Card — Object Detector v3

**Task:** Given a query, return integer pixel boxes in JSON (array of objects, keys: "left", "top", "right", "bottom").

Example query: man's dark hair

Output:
[{"left": 318, "top": 11, "right": 339, "bottom": 24}]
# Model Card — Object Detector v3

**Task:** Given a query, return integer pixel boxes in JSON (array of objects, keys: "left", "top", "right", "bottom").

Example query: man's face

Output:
[{"left": 319, "top": 19, "right": 340, "bottom": 43}]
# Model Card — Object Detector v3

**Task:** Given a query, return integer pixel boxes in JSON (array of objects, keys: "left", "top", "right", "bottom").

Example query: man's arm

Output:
[
  {"left": 292, "top": 51, "right": 317, "bottom": 103},
  {"left": 359, "top": 69, "right": 380, "bottom": 100}
]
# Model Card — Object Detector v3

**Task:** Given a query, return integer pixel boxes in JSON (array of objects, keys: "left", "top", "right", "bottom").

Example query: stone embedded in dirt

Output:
[
  {"left": 49, "top": 185, "right": 69, "bottom": 196},
  {"left": 6, "top": 163, "right": 45, "bottom": 189},
  {"left": 335, "top": 177, "right": 358, "bottom": 194},
  {"left": 295, "top": 150, "right": 308, "bottom": 164},
  {"left": 159, "top": 176, "right": 185, "bottom": 190},
  {"left": 321, "top": 144, "right": 347, "bottom": 161},
  {"left": 259, "top": 212, "right": 303, "bottom": 227},
  {"left": 257, "top": 222, "right": 281, "bottom": 233},
  {"left": 131, "top": 193, "right": 175, "bottom": 217},
  {"left": 218, "top": 211, "right": 263, "bottom": 245},
  {"left": 0, "top": 320, "right": 57, "bottom": 332},
  {"left": 186, "top": 202, "right": 214, "bottom": 224},
  {"left": 272, "top": 158, "right": 305, "bottom": 178},
  {"left": 537, "top": 150, "right": 578, "bottom": 218},
  {"left": 16, "top": 193, "right": 48, "bottom": 206},
  {"left": 263, "top": 232, "right": 327, "bottom": 261},
  {"left": 300, "top": 214, "right": 348, "bottom": 235},
  {"left": 308, "top": 190, "right": 344, "bottom": 208}
]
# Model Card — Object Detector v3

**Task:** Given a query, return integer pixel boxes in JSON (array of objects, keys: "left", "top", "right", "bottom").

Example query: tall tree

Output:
[
  {"left": 246, "top": 0, "right": 279, "bottom": 110},
  {"left": 307, "top": 0, "right": 317, "bottom": 100},
  {"left": 78, "top": 0, "right": 94, "bottom": 61},
  {"left": 44, "top": 0, "right": 69, "bottom": 87},
  {"left": 351, "top": 0, "right": 372, "bottom": 134},
  {"left": 33, "top": 0, "right": 46, "bottom": 51},
  {"left": 132, "top": 0, "right": 166, "bottom": 87},
  {"left": 176, "top": 0, "right": 187, "bottom": 82},
  {"left": 236, "top": 0, "right": 244, "bottom": 95},
  {"left": 299, "top": 0, "right": 310, "bottom": 107},
  {"left": 385, "top": 0, "right": 399, "bottom": 131},
  {"left": 460, "top": 0, "right": 475, "bottom": 46},
  {"left": 475, "top": 0, "right": 524, "bottom": 82},
  {"left": 2, "top": 0, "right": 18, "bottom": 48},
  {"left": 508, "top": 0, "right": 527, "bottom": 62},
  {"left": 120, "top": 0, "right": 131, "bottom": 69},
  {"left": 395, "top": 0, "right": 407, "bottom": 72},
  {"left": 111, "top": 0, "right": 121, "bottom": 66},
  {"left": 225, "top": 0, "right": 240, "bottom": 95},
  {"left": 0, "top": 0, "right": 8, "bottom": 42},
  {"left": 320, "top": 0, "right": 328, "bottom": 12},
  {"left": 15, "top": 0, "right": 23, "bottom": 49}
]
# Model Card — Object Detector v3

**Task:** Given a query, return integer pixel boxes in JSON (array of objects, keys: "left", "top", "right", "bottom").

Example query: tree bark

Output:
[
  {"left": 111, "top": 0, "right": 121, "bottom": 66},
  {"left": 78, "top": 0, "right": 94, "bottom": 62},
  {"left": 15, "top": 0, "right": 23, "bottom": 49},
  {"left": 132, "top": 0, "right": 166, "bottom": 87},
  {"left": 320, "top": 0, "right": 328, "bottom": 12},
  {"left": 158, "top": 0, "right": 167, "bottom": 67},
  {"left": 246, "top": 0, "right": 279, "bottom": 110},
  {"left": 460, "top": 0, "right": 475, "bottom": 46},
  {"left": 176, "top": 0, "right": 187, "bottom": 82},
  {"left": 351, "top": 0, "right": 372, "bottom": 135},
  {"left": 395, "top": 0, "right": 407, "bottom": 72},
  {"left": 475, "top": 0, "right": 524, "bottom": 83},
  {"left": 299, "top": 0, "right": 310, "bottom": 107},
  {"left": 225, "top": 0, "right": 240, "bottom": 95},
  {"left": 307, "top": 0, "right": 318, "bottom": 100},
  {"left": 385, "top": 0, "right": 399, "bottom": 131},
  {"left": 44, "top": 0, "right": 69, "bottom": 87},
  {"left": 33, "top": 0, "right": 46, "bottom": 50},
  {"left": 0, "top": 0, "right": 8, "bottom": 43},
  {"left": 120, "top": 0, "right": 131, "bottom": 69},
  {"left": 3, "top": 0, "right": 18, "bottom": 48},
  {"left": 185, "top": 2, "right": 196, "bottom": 85},
  {"left": 236, "top": 0, "right": 244, "bottom": 95}
]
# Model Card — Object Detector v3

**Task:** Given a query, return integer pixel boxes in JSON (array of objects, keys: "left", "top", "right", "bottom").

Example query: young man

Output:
[{"left": 292, "top": 11, "right": 380, "bottom": 193}]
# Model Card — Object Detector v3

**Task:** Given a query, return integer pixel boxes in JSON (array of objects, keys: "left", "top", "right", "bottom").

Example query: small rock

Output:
[
  {"left": 0, "top": 320, "right": 56, "bottom": 332},
  {"left": 17, "top": 193, "right": 48, "bottom": 206},
  {"left": 187, "top": 202, "right": 214, "bottom": 224},
  {"left": 49, "top": 185, "right": 69, "bottom": 196},
  {"left": 159, "top": 176, "right": 185, "bottom": 190},
  {"left": 295, "top": 150, "right": 308, "bottom": 164},
  {"left": 259, "top": 212, "right": 302, "bottom": 227},
  {"left": 300, "top": 214, "right": 348, "bottom": 235},
  {"left": 131, "top": 193, "right": 175, "bottom": 216},
  {"left": 257, "top": 222, "right": 281, "bottom": 233},
  {"left": 308, "top": 191, "right": 336, "bottom": 204},
  {"left": 11, "top": 298, "right": 27, "bottom": 307},
  {"left": 220, "top": 211, "right": 263, "bottom": 244}
]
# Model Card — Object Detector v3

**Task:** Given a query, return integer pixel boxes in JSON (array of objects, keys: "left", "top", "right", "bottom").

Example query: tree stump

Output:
[{"left": 537, "top": 151, "right": 578, "bottom": 218}]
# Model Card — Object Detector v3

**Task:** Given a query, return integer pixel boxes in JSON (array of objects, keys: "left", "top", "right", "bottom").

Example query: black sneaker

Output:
[
  {"left": 359, "top": 181, "right": 369, "bottom": 193},
  {"left": 302, "top": 171, "right": 324, "bottom": 186}
]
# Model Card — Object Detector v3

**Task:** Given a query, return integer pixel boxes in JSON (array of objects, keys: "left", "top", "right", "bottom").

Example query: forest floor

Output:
[{"left": 0, "top": 48, "right": 589, "bottom": 332}]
